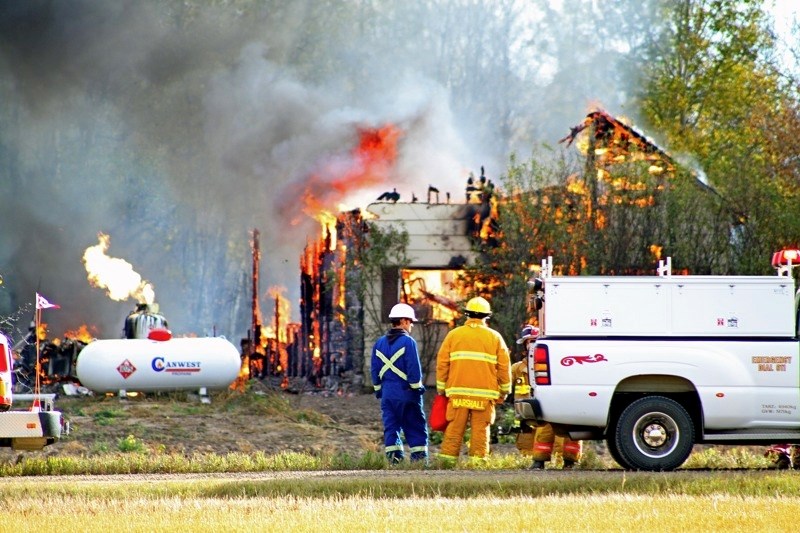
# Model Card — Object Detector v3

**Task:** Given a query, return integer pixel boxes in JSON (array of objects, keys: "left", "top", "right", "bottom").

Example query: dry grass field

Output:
[{"left": 2, "top": 385, "right": 798, "bottom": 531}]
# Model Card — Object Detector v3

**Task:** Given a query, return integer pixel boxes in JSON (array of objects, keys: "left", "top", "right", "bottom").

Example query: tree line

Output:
[{"left": 463, "top": 1, "right": 800, "bottom": 344}]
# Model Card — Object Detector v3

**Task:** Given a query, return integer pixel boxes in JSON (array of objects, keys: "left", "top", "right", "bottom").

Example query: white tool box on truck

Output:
[{"left": 543, "top": 274, "right": 795, "bottom": 337}]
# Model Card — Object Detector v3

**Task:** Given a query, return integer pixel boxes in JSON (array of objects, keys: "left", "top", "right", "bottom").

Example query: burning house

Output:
[
  {"left": 290, "top": 178, "right": 497, "bottom": 391},
  {"left": 14, "top": 111, "right": 722, "bottom": 397}
]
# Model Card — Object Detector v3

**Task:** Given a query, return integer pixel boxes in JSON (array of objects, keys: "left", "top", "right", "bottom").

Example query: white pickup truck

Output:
[{"left": 515, "top": 250, "right": 800, "bottom": 471}]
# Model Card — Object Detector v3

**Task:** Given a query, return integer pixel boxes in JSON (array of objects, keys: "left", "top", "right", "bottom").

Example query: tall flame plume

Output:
[{"left": 82, "top": 233, "right": 155, "bottom": 304}]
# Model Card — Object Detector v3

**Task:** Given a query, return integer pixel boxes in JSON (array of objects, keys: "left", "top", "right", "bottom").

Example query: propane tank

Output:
[
  {"left": 75, "top": 332, "right": 241, "bottom": 394},
  {"left": 124, "top": 303, "right": 168, "bottom": 339}
]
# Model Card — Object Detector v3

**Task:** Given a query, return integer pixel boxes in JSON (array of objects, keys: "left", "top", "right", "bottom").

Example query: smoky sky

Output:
[{"left": 0, "top": 0, "right": 640, "bottom": 340}]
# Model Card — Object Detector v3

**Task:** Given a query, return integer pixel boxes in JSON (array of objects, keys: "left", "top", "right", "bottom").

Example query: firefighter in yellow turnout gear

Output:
[
  {"left": 436, "top": 297, "right": 511, "bottom": 463},
  {"left": 512, "top": 324, "right": 582, "bottom": 469}
]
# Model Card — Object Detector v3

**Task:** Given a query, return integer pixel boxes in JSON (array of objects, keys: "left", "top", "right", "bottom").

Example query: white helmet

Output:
[{"left": 388, "top": 303, "right": 418, "bottom": 322}]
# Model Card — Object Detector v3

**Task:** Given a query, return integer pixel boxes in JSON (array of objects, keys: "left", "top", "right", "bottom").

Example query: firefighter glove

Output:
[
  {"left": 374, "top": 390, "right": 382, "bottom": 400},
  {"left": 416, "top": 385, "right": 426, "bottom": 395}
]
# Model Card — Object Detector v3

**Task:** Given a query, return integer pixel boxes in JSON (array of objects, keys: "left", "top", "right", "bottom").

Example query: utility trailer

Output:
[{"left": 1, "top": 334, "right": 66, "bottom": 450}]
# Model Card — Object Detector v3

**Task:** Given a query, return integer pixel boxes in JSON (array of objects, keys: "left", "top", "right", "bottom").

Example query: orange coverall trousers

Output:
[
  {"left": 531, "top": 423, "right": 582, "bottom": 463},
  {"left": 439, "top": 399, "right": 496, "bottom": 459}
]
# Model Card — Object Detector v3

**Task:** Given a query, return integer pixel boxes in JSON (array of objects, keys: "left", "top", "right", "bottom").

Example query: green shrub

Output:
[
  {"left": 93, "top": 408, "right": 126, "bottom": 426},
  {"left": 118, "top": 435, "right": 146, "bottom": 453}
]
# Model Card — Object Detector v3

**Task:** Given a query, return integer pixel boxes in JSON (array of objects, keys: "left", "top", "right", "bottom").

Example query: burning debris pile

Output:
[
  {"left": 237, "top": 211, "right": 367, "bottom": 395},
  {"left": 239, "top": 230, "right": 302, "bottom": 391},
  {"left": 11, "top": 322, "right": 94, "bottom": 394},
  {"left": 236, "top": 209, "right": 365, "bottom": 390}
]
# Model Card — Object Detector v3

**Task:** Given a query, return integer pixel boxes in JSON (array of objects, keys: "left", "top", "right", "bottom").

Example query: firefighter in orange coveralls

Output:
[
  {"left": 436, "top": 296, "right": 511, "bottom": 463},
  {"left": 510, "top": 325, "right": 539, "bottom": 460},
  {"left": 511, "top": 324, "right": 582, "bottom": 469}
]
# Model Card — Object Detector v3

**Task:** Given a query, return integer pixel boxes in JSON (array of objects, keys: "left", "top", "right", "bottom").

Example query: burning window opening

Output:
[{"left": 401, "top": 269, "right": 463, "bottom": 324}]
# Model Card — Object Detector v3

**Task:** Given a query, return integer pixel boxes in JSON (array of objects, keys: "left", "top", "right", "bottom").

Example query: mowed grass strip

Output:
[
  {"left": 2, "top": 470, "right": 799, "bottom": 498},
  {"left": 0, "top": 445, "right": 776, "bottom": 477},
  {"left": 2, "top": 491, "right": 799, "bottom": 532}
]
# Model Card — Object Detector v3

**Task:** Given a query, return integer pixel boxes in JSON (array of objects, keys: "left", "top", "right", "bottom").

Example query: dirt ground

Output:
[
  {"left": 0, "top": 379, "right": 407, "bottom": 459},
  {"left": 2, "top": 376, "right": 779, "bottom": 469},
  {"left": 1, "top": 377, "right": 521, "bottom": 462}
]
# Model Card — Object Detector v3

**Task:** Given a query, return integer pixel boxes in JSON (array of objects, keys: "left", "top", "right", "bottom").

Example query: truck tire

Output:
[
  {"left": 605, "top": 438, "right": 634, "bottom": 470},
  {"left": 614, "top": 396, "right": 694, "bottom": 471}
]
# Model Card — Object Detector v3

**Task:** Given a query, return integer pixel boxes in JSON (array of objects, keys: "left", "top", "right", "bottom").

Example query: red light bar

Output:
[{"left": 772, "top": 249, "right": 800, "bottom": 267}]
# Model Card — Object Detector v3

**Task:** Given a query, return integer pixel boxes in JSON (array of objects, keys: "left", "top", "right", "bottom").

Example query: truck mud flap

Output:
[{"left": 38, "top": 411, "right": 63, "bottom": 438}]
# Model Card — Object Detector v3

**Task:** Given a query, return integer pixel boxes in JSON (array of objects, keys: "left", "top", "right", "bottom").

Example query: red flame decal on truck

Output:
[{"left": 561, "top": 354, "right": 608, "bottom": 366}]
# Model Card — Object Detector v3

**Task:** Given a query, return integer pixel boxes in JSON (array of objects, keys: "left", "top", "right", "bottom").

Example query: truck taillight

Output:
[{"left": 533, "top": 344, "right": 550, "bottom": 385}]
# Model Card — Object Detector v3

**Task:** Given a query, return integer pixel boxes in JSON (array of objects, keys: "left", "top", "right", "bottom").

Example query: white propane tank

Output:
[{"left": 76, "top": 335, "right": 241, "bottom": 394}]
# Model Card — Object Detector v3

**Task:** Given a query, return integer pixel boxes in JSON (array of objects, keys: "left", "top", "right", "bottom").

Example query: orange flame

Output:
[
  {"left": 62, "top": 324, "right": 96, "bottom": 344},
  {"left": 36, "top": 323, "right": 48, "bottom": 342},
  {"left": 287, "top": 124, "right": 403, "bottom": 225},
  {"left": 83, "top": 233, "right": 155, "bottom": 304},
  {"left": 265, "top": 286, "right": 291, "bottom": 343},
  {"left": 317, "top": 210, "right": 338, "bottom": 252}
]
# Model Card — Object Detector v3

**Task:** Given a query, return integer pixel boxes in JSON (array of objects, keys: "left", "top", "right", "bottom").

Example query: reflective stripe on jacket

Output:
[
  {"left": 511, "top": 360, "right": 532, "bottom": 399},
  {"left": 371, "top": 329, "right": 424, "bottom": 399},
  {"left": 436, "top": 318, "right": 510, "bottom": 401}
]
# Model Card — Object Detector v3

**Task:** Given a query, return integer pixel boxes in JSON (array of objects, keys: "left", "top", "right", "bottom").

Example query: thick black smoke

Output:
[{"left": 0, "top": 1, "right": 636, "bottom": 341}]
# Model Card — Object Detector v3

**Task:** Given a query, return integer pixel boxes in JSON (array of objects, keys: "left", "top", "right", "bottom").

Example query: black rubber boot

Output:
[
  {"left": 386, "top": 452, "right": 404, "bottom": 465},
  {"left": 530, "top": 460, "right": 546, "bottom": 470},
  {"left": 563, "top": 459, "right": 575, "bottom": 469}
]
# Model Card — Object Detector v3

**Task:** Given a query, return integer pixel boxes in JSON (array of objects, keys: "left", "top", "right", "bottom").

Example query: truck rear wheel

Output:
[
  {"left": 605, "top": 438, "right": 634, "bottom": 470},
  {"left": 614, "top": 396, "right": 694, "bottom": 471}
]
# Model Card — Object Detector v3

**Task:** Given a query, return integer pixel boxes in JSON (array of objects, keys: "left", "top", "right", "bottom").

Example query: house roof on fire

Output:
[{"left": 561, "top": 109, "right": 719, "bottom": 195}]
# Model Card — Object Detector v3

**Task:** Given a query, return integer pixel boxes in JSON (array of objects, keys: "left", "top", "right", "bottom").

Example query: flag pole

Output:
[
  {"left": 32, "top": 306, "right": 41, "bottom": 412},
  {"left": 31, "top": 292, "right": 59, "bottom": 412}
]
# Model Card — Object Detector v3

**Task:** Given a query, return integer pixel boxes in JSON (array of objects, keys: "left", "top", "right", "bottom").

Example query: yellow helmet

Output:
[{"left": 465, "top": 296, "right": 491, "bottom": 315}]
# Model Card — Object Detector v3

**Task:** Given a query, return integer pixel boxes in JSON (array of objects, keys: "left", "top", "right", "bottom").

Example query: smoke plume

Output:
[{"left": 0, "top": 1, "right": 640, "bottom": 340}]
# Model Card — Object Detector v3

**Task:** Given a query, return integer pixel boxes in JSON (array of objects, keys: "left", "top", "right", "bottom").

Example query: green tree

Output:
[
  {"left": 461, "top": 152, "right": 582, "bottom": 345},
  {"left": 349, "top": 220, "right": 410, "bottom": 381},
  {"left": 636, "top": 0, "right": 800, "bottom": 273}
]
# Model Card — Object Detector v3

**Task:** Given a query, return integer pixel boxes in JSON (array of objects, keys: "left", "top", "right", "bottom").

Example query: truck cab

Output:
[{"left": 515, "top": 250, "right": 800, "bottom": 471}]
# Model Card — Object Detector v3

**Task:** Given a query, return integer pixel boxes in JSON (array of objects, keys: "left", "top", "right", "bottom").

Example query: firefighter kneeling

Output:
[{"left": 511, "top": 325, "right": 582, "bottom": 469}]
